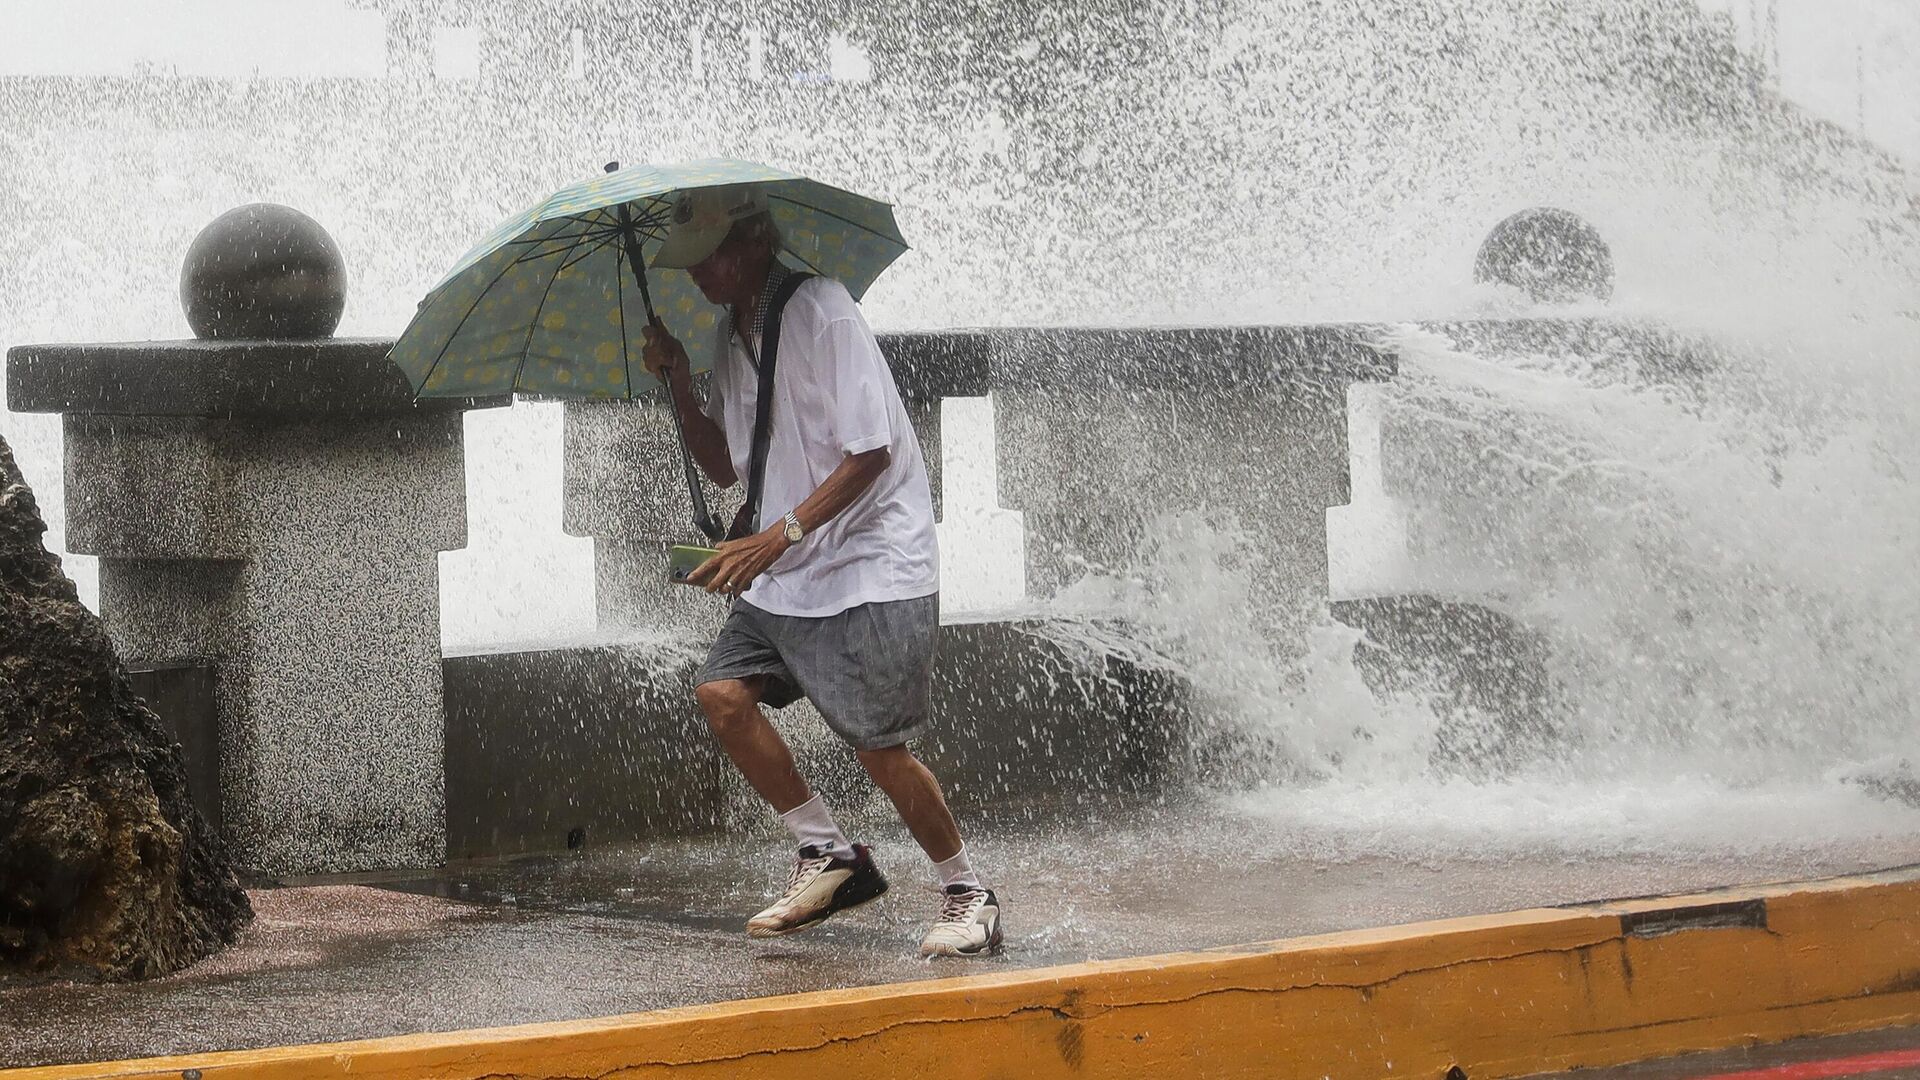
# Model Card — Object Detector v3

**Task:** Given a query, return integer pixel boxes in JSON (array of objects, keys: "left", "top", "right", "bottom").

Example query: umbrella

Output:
[{"left": 389, "top": 158, "right": 909, "bottom": 538}]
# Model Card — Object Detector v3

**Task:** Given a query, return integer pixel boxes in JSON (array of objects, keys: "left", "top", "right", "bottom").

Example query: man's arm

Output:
[
  {"left": 787, "top": 447, "right": 889, "bottom": 536},
  {"left": 664, "top": 376, "right": 737, "bottom": 488},
  {"left": 686, "top": 447, "right": 889, "bottom": 594},
  {"left": 642, "top": 321, "right": 737, "bottom": 487}
]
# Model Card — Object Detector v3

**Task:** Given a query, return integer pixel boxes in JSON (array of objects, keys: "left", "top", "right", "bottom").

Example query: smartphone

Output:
[{"left": 668, "top": 545, "right": 719, "bottom": 585}]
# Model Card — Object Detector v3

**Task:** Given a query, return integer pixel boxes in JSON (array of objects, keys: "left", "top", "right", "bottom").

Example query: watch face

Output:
[{"left": 784, "top": 519, "right": 804, "bottom": 542}]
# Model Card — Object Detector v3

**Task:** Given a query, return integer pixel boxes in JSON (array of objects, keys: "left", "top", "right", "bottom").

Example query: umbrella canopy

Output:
[{"left": 391, "top": 159, "right": 908, "bottom": 400}]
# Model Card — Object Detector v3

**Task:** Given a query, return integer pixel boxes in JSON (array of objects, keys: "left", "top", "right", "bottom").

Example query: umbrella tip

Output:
[{"left": 603, "top": 161, "right": 619, "bottom": 173}]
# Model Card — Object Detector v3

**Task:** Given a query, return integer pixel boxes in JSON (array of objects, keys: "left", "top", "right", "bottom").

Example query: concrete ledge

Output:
[
  {"left": 441, "top": 642, "right": 733, "bottom": 858},
  {"left": 11, "top": 868, "right": 1918, "bottom": 1080},
  {"left": 876, "top": 330, "right": 991, "bottom": 406},
  {"left": 6, "top": 339, "right": 506, "bottom": 417},
  {"left": 984, "top": 323, "right": 1392, "bottom": 391},
  {"left": 440, "top": 620, "right": 1192, "bottom": 858}
]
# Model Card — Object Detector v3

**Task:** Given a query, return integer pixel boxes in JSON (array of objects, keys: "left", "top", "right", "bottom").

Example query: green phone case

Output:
[{"left": 668, "top": 545, "right": 719, "bottom": 585}]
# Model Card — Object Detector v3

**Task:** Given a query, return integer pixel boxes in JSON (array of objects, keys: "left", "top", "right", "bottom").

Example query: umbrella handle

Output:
[
  {"left": 611, "top": 195, "right": 715, "bottom": 539},
  {"left": 666, "top": 383, "right": 727, "bottom": 544},
  {"left": 652, "top": 342, "right": 725, "bottom": 542}
]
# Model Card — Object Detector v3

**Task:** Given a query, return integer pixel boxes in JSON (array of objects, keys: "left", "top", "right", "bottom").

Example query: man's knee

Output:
[
  {"left": 695, "top": 678, "right": 759, "bottom": 734},
  {"left": 856, "top": 743, "right": 922, "bottom": 780}
]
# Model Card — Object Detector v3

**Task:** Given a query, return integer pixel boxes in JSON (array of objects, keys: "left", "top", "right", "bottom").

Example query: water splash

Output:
[
  {"left": 1034, "top": 304, "right": 1920, "bottom": 857},
  {"left": 1, "top": 0, "right": 1916, "bottom": 857},
  {"left": 1382, "top": 322, "right": 1918, "bottom": 775}
]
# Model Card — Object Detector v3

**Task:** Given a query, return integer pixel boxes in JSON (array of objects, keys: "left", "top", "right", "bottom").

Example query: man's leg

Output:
[
  {"left": 855, "top": 745, "right": 963, "bottom": 863},
  {"left": 695, "top": 675, "right": 853, "bottom": 855},
  {"left": 696, "top": 677, "right": 886, "bottom": 938},
  {"left": 694, "top": 676, "right": 810, "bottom": 812},
  {"left": 860, "top": 745, "right": 1001, "bottom": 957}
]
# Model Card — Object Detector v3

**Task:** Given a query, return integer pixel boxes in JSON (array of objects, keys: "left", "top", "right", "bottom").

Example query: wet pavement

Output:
[{"left": 4, "top": 802, "right": 1918, "bottom": 1069}]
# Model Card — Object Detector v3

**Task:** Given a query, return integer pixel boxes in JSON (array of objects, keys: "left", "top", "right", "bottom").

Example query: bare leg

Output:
[
  {"left": 856, "top": 745, "right": 964, "bottom": 863},
  {"left": 695, "top": 677, "right": 811, "bottom": 813}
]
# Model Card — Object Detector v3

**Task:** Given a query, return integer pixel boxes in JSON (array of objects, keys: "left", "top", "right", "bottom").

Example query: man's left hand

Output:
[{"left": 686, "top": 527, "right": 792, "bottom": 596}]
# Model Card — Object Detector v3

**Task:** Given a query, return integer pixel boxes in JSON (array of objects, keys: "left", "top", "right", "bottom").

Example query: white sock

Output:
[
  {"left": 778, "top": 794, "right": 855, "bottom": 860},
  {"left": 932, "top": 845, "right": 982, "bottom": 890}
]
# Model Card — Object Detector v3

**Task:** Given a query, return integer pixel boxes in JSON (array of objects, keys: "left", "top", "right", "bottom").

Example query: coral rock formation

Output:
[{"left": 0, "top": 435, "right": 250, "bottom": 980}]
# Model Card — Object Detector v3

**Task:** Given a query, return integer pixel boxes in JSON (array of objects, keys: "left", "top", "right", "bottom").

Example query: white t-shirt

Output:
[{"left": 703, "top": 276, "right": 939, "bottom": 617}]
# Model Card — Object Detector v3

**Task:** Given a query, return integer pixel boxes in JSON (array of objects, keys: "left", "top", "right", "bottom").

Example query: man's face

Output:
[{"left": 685, "top": 225, "right": 757, "bottom": 305}]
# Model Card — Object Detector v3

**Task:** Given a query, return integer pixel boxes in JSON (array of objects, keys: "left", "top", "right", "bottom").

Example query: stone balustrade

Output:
[{"left": 562, "top": 325, "right": 1389, "bottom": 641}]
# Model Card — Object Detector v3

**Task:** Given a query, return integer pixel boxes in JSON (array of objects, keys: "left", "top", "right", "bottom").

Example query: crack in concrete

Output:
[
  {"left": 1575, "top": 984, "right": 1920, "bottom": 1039},
  {"left": 420, "top": 935, "right": 1639, "bottom": 1077}
]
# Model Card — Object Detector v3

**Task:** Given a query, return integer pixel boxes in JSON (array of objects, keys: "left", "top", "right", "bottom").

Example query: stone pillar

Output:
[
  {"left": 8, "top": 348, "right": 500, "bottom": 876},
  {"left": 990, "top": 326, "right": 1390, "bottom": 644},
  {"left": 563, "top": 395, "right": 737, "bottom": 634},
  {"left": 564, "top": 331, "right": 989, "bottom": 630},
  {"left": 5, "top": 207, "right": 505, "bottom": 875}
]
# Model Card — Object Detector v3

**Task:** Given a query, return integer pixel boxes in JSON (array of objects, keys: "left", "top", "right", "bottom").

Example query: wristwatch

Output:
[{"left": 782, "top": 510, "right": 805, "bottom": 544}]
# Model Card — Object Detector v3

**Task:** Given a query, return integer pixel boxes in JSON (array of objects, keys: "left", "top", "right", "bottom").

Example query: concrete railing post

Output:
[
  {"left": 989, "top": 327, "right": 1389, "bottom": 645},
  {"left": 5, "top": 205, "right": 505, "bottom": 875}
]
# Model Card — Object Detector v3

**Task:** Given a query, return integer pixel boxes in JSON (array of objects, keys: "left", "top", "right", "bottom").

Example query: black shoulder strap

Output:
[{"left": 732, "top": 271, "right": 815, "bottom": 539}]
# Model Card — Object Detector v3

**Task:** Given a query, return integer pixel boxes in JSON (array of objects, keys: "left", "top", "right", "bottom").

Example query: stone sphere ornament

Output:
[
  {"left": 1473, "top": 207, "right": 1614, "bottom": 304},
  {"left": 180, "top": 203, "right": 348, "bottom": 339}
]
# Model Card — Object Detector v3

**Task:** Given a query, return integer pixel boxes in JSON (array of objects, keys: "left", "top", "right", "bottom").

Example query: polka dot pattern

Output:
[{"left": 391, "top": 160, "right": 910, "bottom": 401}]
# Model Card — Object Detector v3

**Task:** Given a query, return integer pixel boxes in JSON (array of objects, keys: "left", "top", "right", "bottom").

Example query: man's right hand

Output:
[
  {"left": 640, "top": 316, "right": 737, "bottom": 487},
  {"left": 641, "top": 320, "right": 693, "bottom": 399}
]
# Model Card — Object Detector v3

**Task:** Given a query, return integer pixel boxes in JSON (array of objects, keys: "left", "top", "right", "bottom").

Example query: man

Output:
[{"left": 640, "top": 184, "right": 1002, "bottom": 958}]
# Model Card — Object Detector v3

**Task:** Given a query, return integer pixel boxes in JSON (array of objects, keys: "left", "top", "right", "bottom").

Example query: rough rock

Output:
[{"left": 0, "top": 435, "right": 250, "bottom": 980}]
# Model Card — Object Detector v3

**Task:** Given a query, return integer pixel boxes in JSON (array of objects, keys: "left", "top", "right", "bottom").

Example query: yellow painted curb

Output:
[{"left": 10, "top": 867, "right": 1920, "bottom": 1080}]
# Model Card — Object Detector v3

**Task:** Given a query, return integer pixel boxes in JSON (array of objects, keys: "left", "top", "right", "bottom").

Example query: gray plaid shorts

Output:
[{"left": 698, "top": 593, "right": 939, "bottom": 751}]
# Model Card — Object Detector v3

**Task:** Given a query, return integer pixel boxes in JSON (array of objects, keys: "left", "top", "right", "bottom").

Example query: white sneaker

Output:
[
  {"left": 919, "top": 884, "right": 1003, "bottom": 957},
  {"left": 747, "top": 844, "right": 888, "bottom": 939}
]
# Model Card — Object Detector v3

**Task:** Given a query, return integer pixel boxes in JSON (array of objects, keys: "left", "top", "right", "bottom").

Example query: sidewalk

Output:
[{"left": 4, "top": 803, "right": 1915, "bottom": 1069}]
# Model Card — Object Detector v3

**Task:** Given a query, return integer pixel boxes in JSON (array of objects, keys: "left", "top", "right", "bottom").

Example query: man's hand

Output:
[
  {"left": 641, "top": 319, "right": 738, "bottom": 487},
  {"left": 686, "top": 526, "right": 792, "bottom": 596},
  {"left": 641, "top": 319, "right": 693, "bottom": 398}
]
